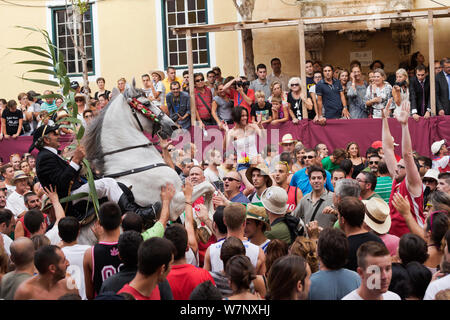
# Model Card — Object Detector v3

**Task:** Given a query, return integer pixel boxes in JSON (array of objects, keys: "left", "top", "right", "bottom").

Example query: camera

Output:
[
  {"left": 395, "top": 81, "right": 408, "bottom": 87},
  {"left": 236, "top": 80, "right": 250, "bottom": 87}
]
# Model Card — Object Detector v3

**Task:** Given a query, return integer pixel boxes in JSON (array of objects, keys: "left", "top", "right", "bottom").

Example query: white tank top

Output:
[{"left": 209, "top": 238, "right": 260, "bottom": 272}]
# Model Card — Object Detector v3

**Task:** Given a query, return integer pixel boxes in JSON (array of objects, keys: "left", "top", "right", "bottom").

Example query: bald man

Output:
[
  {"left": 223, "top": 171, "right": 249, "bottom": 204},
  {"left": 0, "top": 237, "right": 35, "bottom": 300}
]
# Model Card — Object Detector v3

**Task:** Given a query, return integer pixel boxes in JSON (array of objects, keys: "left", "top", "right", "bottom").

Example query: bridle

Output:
[{"left": 101, "top": 96, "right": 169, "bottom": 179}]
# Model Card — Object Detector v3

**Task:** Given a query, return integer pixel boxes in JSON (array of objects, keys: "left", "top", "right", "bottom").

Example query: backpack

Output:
[{"left": 273, "top": 214, "right": 306, "bottom": 243}]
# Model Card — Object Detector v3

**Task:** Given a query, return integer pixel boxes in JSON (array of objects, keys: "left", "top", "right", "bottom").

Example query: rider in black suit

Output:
[
  {"left": 30, "top": 124, "right": 160, "bottom": 224},
  {"left": 409, "top": 65, "right": 431, "bottom": 120},
  {"left": 435, "top": 58, "right": 450, "bottom": 115}
]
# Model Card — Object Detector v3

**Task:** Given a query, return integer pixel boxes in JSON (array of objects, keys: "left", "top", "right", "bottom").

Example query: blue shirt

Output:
[
  {"left": 290, "top": 167, "right": 334, "bottom": 195},
  {"left": 308, "top": 269, "right": 361, "bottom": 300},
  {"left": 230, "top": 192, "right": 250, "bottom": 204},
  {"left": 315, "top": 79, "right": 343, "bottom": 119}
]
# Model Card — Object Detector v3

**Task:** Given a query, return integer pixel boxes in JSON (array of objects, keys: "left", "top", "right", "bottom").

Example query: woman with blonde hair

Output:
[
  {"left": 286, "top": 77, "right": 312, "bottom": 124},
  {"left": 392, "top": 68, "right": 410, "bottom": 117},
  {"left": 117, "top": 77, "right": 126, "bottom": 93},
  {"left": 269, "top": 81, "right": 289, "bottom": 125},
  {"left": 364, "top": 68, "right": 393, "bottom": 118}
]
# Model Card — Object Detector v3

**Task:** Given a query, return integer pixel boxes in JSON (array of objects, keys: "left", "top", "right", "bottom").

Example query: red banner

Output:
[{"left": 1, "top": 116, "right": 449, "bottom": 163}]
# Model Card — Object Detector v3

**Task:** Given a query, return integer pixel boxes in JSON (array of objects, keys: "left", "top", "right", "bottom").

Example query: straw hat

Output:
[
  {"left": 362, "top": 197, "right": 391, "bottom": 235},
  {"left": 246, "top": 203, "right": 271, "bottom": 230},
  {"left": 279, "top": 133, "right": 298, "bottom": 145},
  {"left": 261, "top": 186, "right": 288, "bottom": 215},
  {"left": 13, "top": 170, "right": 28, "bottom": 183},
  {"left": 150, "top": 70, "right": 165, "bottom": 81},
  {"left": 246, "top": 163, "right": 272, "bottom": 187}
]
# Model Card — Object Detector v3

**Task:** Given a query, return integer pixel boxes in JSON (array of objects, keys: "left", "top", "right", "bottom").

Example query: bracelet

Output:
[{"left": 185, "top": 201, "right": 192, "bottom": 206}]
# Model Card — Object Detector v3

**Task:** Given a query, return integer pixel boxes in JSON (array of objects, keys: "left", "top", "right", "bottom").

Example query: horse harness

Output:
[{"left": 101, "top": 97, "right": 169, "bottom": 179}]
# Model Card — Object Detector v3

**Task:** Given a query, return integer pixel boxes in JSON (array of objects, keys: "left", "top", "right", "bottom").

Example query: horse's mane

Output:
[
  {"left": 82, "top": 99, "right": 111, "bottom": 175},
  {"left": 82, "top": 81, "right": 147, "bottom": 175}
]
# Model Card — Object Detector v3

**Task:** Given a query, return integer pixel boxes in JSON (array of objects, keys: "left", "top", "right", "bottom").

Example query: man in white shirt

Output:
[
  {"left": 5, "top": 171, "right": 29, "bottom": 219},
  {"left": 59, "top": 216, "right": 90, "bottom": 300},
  {"left": 22, "top": 186, "right": 65, "bottom": 245},
  {"left": 342, "top": 241, "right": 401, "bottom": 300},
  {"left": 0, "top": 207, "right": 15, "bottom": 255},
  {"left": 203, "top": 149, "right": 224, "bottom": 192},
  {"left": 1, "top": 164, "right": 16, "bottom": 197},
  {"left": 267, "top": 58, "right": 290, "bottom": 92}
]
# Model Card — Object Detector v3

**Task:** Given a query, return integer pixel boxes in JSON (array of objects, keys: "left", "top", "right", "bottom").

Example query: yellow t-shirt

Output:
[{"left": 162, "top": 76, "right": 183, "bottom": 105}]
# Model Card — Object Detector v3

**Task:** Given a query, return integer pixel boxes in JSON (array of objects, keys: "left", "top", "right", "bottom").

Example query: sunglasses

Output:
[
  {"left": 423, "top": 179, "right": 436, "bottom": 184},
  {"left": 75, "top": 99, "right": 84, "bottom": 102},
  {"left": 223, "top": 177, "right": 240, "bottom": 182},
  {"left": 291, "top": 83, "right": 300, "bottom": 87},
  {"left": 397, "top": 165, "right": 405, "bottom": 169},
  {"left": 303, "top": 155, "right": 315, "bottom": 159},
  {"left": 0, "top": 187, "right": 7, "bottom": 192},
  {"left": 369, "top": 161, "right": 379, "bottom": 165},
  {"left": 195, "top": 79, "right": 204, "bottom": 83}
]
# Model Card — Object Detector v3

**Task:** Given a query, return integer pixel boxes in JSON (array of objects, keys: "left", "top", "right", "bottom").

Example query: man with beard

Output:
[
  {"left": 14, "top": 245, "right": 78, "bottom": 300},
  {"left": 342, "top": 241, "right": 400, "bottom": 300},
  {"left": 290, "top": 148, "right": 334, "bottom": 195},
  {"left": 273, "top": 162, "right": 302, "bottom": 213},
  {"left": 382, "top": 103, "right": 424, "bottom": 237}
]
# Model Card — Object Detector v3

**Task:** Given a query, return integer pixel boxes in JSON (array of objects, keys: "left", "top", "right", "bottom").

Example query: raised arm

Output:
[
  {"left": 395, "top": 101, "right": 423, "bottom": 197},
  {"left": 381, "top": 100, "right": 398, "bottom": 178},
  {"left": 183, "top": 180, "right": 198, "bottom": 255},
  {"left": 43, "top": 185, "right": 65, "bottom": 224}
]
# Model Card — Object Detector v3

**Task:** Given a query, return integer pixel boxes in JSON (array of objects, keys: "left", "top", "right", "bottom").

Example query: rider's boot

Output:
[{"left": 118, "top": 194, "right": 161, "bottom": 227}]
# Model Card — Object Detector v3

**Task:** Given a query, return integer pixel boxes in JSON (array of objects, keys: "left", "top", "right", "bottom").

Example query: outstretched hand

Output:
[
  {"left": 382, "top": 99, "right": 392, "bottom": 119},
  {"left": 182, "top": 180, "right": 193, "bottom": 202},
  {"left": 392, "top": 192, "right": 410, "bottom": 218},
  {"left": 43, "top": 185, "right": 59, "bottom": 203},
  {"left": 160, "top": 182, "right": 176, "bottom": 203},
  {"left": 394, "top": 100, "right": 410, "bottom": 125}
]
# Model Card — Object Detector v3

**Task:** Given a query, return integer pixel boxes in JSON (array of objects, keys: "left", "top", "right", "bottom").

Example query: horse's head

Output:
[{"left": 124, "top": 79, "right": 178, "bottom": 139}]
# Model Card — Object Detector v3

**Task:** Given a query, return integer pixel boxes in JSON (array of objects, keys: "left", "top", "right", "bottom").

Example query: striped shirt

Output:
[
  {"left": 375, "top": 176, "right": 393, "bottom": 204},
  {"left": 40, "top": 102, "right": 58, "bottom": 114}
]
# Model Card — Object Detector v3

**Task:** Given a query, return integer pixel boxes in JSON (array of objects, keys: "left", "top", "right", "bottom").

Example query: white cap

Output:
[
  {"left": 431, "top": 140, "right": 445, "bottom": 155},
  {"left": 423, "top": 169, "right": 439, "bottom": 182}
]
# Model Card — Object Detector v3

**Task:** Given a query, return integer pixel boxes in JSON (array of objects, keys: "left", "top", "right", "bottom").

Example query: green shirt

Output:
[
  {"left": 374, "top": 176, "right": 393, "bottom": 204},
  {"left": 264, "top": 218, "right": 292, "bottom": 245},
  {"left": 322, "top": 156, "right": 340, "bottom": 172},
  {"left": 141, "top": 221, "right": 164, "bottom": 241}
]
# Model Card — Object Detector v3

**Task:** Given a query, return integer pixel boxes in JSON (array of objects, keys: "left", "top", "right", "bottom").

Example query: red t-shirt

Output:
[
  {"left": 118, "top": 283, "right": 160, "bottom": 300},
  {"left": 388, "top": 178, "right": 425, "bottom": 237},
  {"left": 230, "top": 88, "right": 255, "bottom": 123},
  {"left": 166, "top": 264, "right": 215, "bottom": 300},
  {"left": 194, "top": 87, "right": 213, "bottom": 120},
  {"left": 19, "top": 214, "right": 49, "bottom": 238}
]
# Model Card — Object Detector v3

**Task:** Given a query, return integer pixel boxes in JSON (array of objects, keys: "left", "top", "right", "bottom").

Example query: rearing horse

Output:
[{"left": 78, "top": 80, "right": 215, "bottom": 244}]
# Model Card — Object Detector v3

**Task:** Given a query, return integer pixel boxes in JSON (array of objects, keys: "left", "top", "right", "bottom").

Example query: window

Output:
[
  {"left": 52, "top": 5, "right": 94, "bottom": 75},
  {"left": 163, "top": 0, "right": 209, "bottom": 68}
]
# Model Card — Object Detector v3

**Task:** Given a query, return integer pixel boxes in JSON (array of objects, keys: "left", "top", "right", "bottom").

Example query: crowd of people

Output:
[
  {"left": 0, "top": 52, "right": 449, "bottom": 301},
  {"left": 1, "top": 53, "right": 450, "bottom": 140}
]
